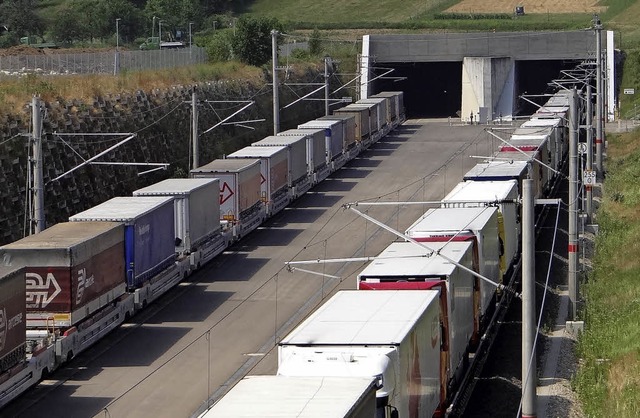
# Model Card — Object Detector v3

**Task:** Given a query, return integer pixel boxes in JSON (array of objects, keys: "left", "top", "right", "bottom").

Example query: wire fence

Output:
[{"left": 0, "top": 47, "right": 208, "bottom": 77}]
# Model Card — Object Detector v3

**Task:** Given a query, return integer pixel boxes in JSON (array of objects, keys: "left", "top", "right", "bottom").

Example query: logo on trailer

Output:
[
  {"left": 431, "top": 316, "right": 439, "bottom": 348},
  {"left": 26, "top": 272, "right": 62, "bottom": 309},
  {"left": 0, "top": 308, "right": 6, "bottom": 351},
  {"left": 220, "top": 182, "right": 234, "bottom": 205},
  {"left": 76, "top": 268, "right": 95, "bottom": 305},
  {"left": 0, "top": 307, "right": 22, "bottom": 352}
]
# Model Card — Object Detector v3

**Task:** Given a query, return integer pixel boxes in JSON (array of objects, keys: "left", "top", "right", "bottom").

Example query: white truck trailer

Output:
[
  {"left": 278, "top": 290, "right": 442, "bottom": 418},
  {"left": 200, "top": 375, "right": 377, "bottom": 418},
  {"left": 356, "top": 241, "right": 476, "bottom": 407},
  {"left": 442, "top": 180, "right": 521, "bottom": 280},
  {"left": 405, "top": 207, "right": 501, "bottom": 325}
]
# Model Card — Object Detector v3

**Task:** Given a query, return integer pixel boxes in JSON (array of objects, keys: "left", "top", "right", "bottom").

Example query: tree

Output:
[
  {"left": 0, "top": 0, "right": 44, "bottom": 38},
  {"left": 308, "top": 28, "right": 323, "bottom": 56},
  {"left": 232, "top": 16, "right": 283, "bottom": 67},
  {"left": 206, "top": 28, "right": 234, "bottom": 62},
  {"left": 144, "top": 0, "right": 203, "bottom": 39},
  {"left": 51, "top": 6, "right": 87, "bottom": 44}
]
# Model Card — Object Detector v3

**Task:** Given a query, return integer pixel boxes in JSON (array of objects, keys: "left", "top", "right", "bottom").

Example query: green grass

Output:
[
  {"left": 246, "top": 0, "right": 452, "bottom": 24},
  {"left": 574, "top": 129, "right": 640, "bottom": 417}
]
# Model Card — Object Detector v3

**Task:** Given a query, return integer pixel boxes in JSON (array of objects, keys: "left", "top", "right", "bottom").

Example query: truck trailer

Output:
[
  {"left": 201, "top": 375, "right": 378, "bottom": 418},
  {"left": 278, "top": 290, "right": 442, "bottom": 418},
  {"left": 226, "top": 146, "right": 291, "bottom": 217},
  {"left": 190, "top": 158, "right": 265, "bottom": 240},
  {"left": 442, "top": 180, "right": 521, "bottom": 279},
  {"left": 133, "top": 178, "right": 227, "bottom": 271},
  {"left": 356, "top": 241, "right": 476, "bottom": 407},
  {"left": 405, "top": 207, "right": 501, "bottom": 325},
  {"left": 69, "top": 197, "right": 181, "bottom": 310}
]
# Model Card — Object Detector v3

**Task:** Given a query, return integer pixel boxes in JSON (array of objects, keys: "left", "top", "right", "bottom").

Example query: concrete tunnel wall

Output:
[
  {"left": 360, "top": 31, "right": 616, "bottom": 120},
  {"left": 461, "top": 57, "right": 515, "bottom": 123}
]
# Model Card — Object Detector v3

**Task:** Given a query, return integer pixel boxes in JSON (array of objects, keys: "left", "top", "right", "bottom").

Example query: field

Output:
[
  {"left": 245, "top": 0, "right": 450, "bottom": 23},
  {"left": 445, "top": 0, "right": 606, "bottom": 14}
]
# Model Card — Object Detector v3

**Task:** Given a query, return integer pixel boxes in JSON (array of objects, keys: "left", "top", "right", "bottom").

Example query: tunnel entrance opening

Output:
[
  {"left": 514, "top": 59, "right": 582, "bottom": 116},
  {"left": 372, "top": 62, "right": 463, "bottom": 119}
]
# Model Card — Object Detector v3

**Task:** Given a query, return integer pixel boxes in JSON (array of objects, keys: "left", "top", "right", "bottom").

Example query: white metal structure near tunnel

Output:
[{"left": 360, "top": 31, "right": 616, "bottom": 121}]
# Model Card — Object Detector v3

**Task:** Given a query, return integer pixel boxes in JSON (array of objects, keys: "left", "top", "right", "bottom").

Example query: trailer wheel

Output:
[
  {"left": 66, "top": 351, "right": 74, "bottom": 362},
  {"left": 124, "top": 311, "right": 131, "bottom": 322},
  {"left": 40, "top": 367, "right": 50, "bottom": 381}
]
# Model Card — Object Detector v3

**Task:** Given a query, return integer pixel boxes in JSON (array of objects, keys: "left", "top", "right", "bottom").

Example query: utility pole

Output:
[
  {"left": 271, "top": 30, "right": 280, "bottom": 135},
  {"left": 114, "top": 18, "right": 121, "bottom": 76},
  {"left": 586, "top": 82, "right": 593, "bottom": 220},
  {"left": 31, "top": 96, "right": 45, "bottom": 234},
  {"left": 324, "top": 56, "right": 330, "bottom": 116},
  {"left": 594, "top": 15, "right": 603, "bottom": 175},
  {"left": 568, "top": 87, "right": 579, "bottom": 319},
  {"left": 191, "top": 88, "right": 199, "bottom": 170},
  {"left": 189, "top": 22, "right": 194, "bottom": 61},
  {"left": 522, "top": 178, "right": 536, "bottom": 418}
]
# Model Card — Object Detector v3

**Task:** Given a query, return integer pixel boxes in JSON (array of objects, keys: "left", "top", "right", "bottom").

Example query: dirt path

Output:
[{"left": 445, "top": 0, "right": 606, "bottom": 14}]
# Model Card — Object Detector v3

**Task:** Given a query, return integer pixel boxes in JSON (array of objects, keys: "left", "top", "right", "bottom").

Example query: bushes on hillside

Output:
[{"left": 205, "top": 16, "right": 284, "bottom": 67}]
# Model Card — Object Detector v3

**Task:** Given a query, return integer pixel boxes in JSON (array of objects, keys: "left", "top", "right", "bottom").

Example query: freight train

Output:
[
  {"left": 270, "top": 90, "right": 576, "bottom": 418},
  {"left": 0, "top": 92, "right": 405, "bottom": 408}
]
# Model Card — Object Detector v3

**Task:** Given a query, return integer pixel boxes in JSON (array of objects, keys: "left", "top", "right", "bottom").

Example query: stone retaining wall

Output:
[{"left": 0, "top": 70, "right": 329, "bottom": 245}]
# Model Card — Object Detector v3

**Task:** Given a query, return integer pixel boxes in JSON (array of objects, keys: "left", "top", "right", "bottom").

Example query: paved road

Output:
[{"left": 4, "top": 120, "right": 495, "bottom": 418}]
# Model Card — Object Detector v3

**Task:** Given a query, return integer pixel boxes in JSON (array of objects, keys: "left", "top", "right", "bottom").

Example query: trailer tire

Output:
[
  {"left": 66, "top": 351, "right": 74, "bottom": 362},
  {"left": 40, "top": 367, "right": 49, "bottom": 381},
  {"left": 124, "top": 311, "right": 131, "bottom": 322}
]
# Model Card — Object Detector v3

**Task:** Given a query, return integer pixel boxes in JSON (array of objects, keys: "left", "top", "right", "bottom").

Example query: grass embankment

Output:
[
  {"left": 0, "top": 62, "right": 263, "bottom": 113},
  {"left": 576, "top": 3, "right": 640, "bottom": 412},
  {"left": 574, "top": 128, "right": 640, "bottom": 417}
]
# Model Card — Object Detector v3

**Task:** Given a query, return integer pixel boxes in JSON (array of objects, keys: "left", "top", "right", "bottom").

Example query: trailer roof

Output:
[
  {"left": 357, "top": 98, "right": 387, "bottom": 104},
  {"left": 298, "top": 119, "right": 340, "bottom": 129},
  {"left": 443, "top": 180, "right": 518, "bottom": 203},
  {"left": 2, "top": 221, "right": 122, "bottom": 249},
  {"left": 521, "top": 118, "right": 563, "bottom": 128},
  {"left": 534, "top": 105, "right": 569, "bottom": 117},
  {"left": 191, "top": 158, "right": 260, "bottom": 173},
  {"left": 0, "top": 265, "right": 23, "bottom": 280},
  {"left": 494, "top": 151, "right": 536, "bottom": 162},
  {"left": 318, "top": 114, "right": 353, "bottom": 122},
  {"left": 203, "top": 376, "right": 375, "bottom": 418},
  {"left": 406, "top": 207, "right": 497, "bottom": 236},
  {"left": 505, "top": 135, "right": 548, "bottom": 145},
  {"left": 512, "top": 126, "right": 552, "bottom": 137},
  {"left": 358, "top": 241, "right": 472, "bottom": 279},
  {"left": 280, "top": 290, "right": 439, "bottom": 345},
  {"left": 371, "top": 91, "right": 403, "bottom": 97},
  {"left": 227, "top": 145, "right": 287, "bottom": 158},
  {"left": 69, "top": 196, "right": 173, "bottom": 222},
  {"left": 278, "top": 128, "right": 323, "bottom": 137},
  {"left": 334, "top": 104, "right": 372, "bottom": 111},
  {"left": 252, "top": 135, "right": 306, "bottom": 146},
  {"left": 133, "top": 178, "right": 218, "bottom": 196},
  {"left": 464, "top": 161, "right": 529, "bottom": 180}
]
